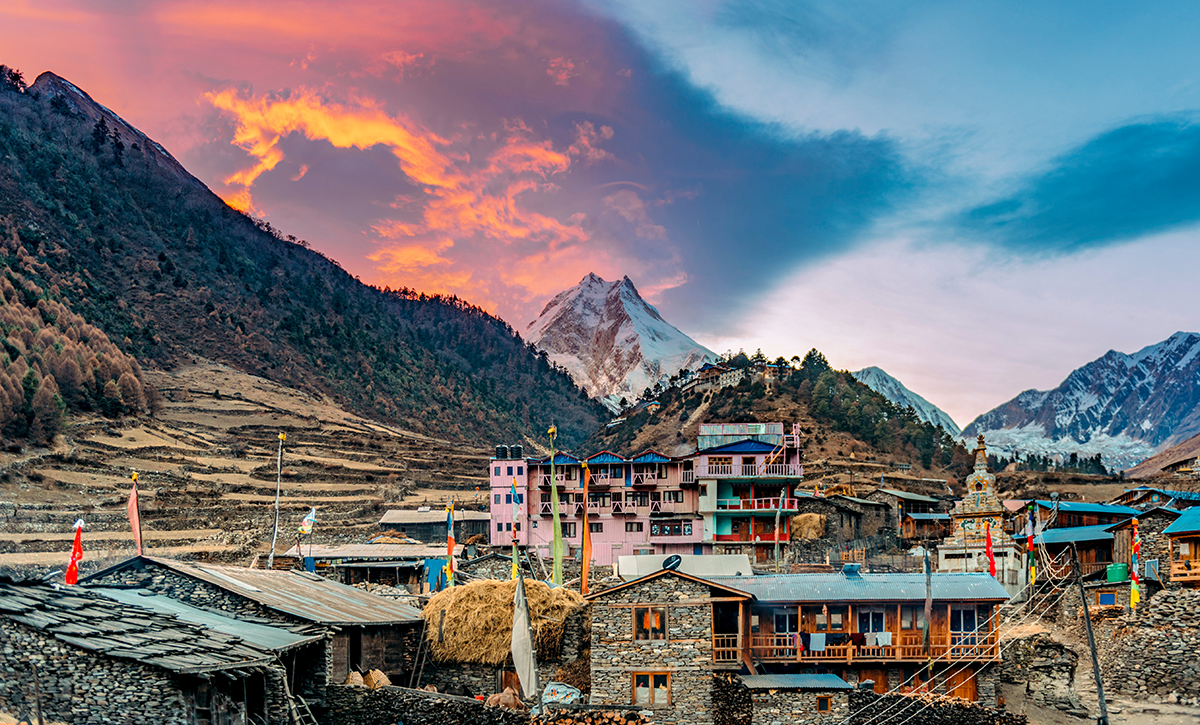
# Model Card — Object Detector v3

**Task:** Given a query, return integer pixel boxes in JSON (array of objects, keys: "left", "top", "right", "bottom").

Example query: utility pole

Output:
[
  {"left": 1072, "top": 543, "right": 1110, "bottom": 725},
  {"left": 267, "top": 432, "right": 286, "bottom": 569},
  {"left": 923, "top": 547, "right": 932, "bottom": 654}
]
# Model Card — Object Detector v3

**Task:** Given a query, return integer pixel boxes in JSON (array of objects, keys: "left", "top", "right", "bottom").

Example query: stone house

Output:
[
  {"left": 741, "top": 673, "right": 852, "bottom": 725},
  {"left": 82, "top": 555, "right": 423, "bottom": 713},
  {"left": 0, "top": 578, "right": 279, "bottom": 725},
  {"left": 379, "top": 509, "right": 491, "bottom": 544},
  {"left": 1164, "top": 507, "right": 1200, "bottom": 588},
  {"left": 865, "top": 489, "right": 942, "bottom": 534},
  {"left": 586, "top": 569, "right": 753, "bottom": 724},
  {"left": 1109, "top": 507, "right": 1180, "bottom": 588}
]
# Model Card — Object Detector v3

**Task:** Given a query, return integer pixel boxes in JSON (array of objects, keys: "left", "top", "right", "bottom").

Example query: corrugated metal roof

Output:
[
  {"left": 1126, "top": 487, "right": 1200, "bottom": 503},
  {"left": 142, "top": 557, "right": 422, "bottom": 626},
  {"left": 586, "top": 451, "right": 628, "bottom": 464},
  {"left": 699, "top": 440, "right": 779, "bottom": 455},
  {"left": 0, "top": 579, "right": 274, "bottom": 674},
  {"left": 379, "top": 510, "right": 490, "bottom": 524},
  {"left": 905, "top": 513, "right": 951, "bottom": 521},
  {"left": 1034, "top": 500, "right": 1139, "bottom": 515},
  {"left": 617, "top": 554, "right": 754, "bottom": 581},
  {"left": 1164, "top": 507, "right": 1200, "bottom": 535},
  {"left": 537, "top": 453, "right": 581, "bottom": 464},
  {"left": 1034, "top": 524, "right": 1114, "bottom": 545},
  {"left": 90, "top": 587, "right": 322, "bottom": 652},
  {"left": 283, "top": 543, "right": 458, "bottom": 560},
  {"left": 632, "top": 449, "right": 671, "bottom": 463},
  {"left": 706, "top": 572, "right": 1010, "bottom": 603},
  {"left": 877, "top": 489, "right": 940, "bottom": 504},
  {"left": 740, "top": 674, "right": 852, "bottom": 691},
  {"left": 832, "top": 495, "right": 890, "bottom": 507}
]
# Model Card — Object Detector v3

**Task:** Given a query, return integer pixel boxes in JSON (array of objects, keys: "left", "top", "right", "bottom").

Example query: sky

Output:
[{"left": 3, "top": 0, "right": 1200, "bottom": 427}]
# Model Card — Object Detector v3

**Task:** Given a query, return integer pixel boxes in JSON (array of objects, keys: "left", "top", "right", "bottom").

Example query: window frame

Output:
[
  {"left": 589, "top": 522, "right": 603, "bottom": 533},
  {"left": 562, "top": 522, "right": 577, "bottom": 538},
  {"left": 632, "top": 671, "right": 671, "bottom": 706},
  {"left": 633, "top": 606, "right": 668, "bottom": 641},
  {"left": 900, "top": 606, "right": 926, "bottom": 631},
  {"left": 625, "top": 521, "right": 644, "bottom": 533},
  {"left": 817, "top": 696, "right": 831, "bottom": 712}
]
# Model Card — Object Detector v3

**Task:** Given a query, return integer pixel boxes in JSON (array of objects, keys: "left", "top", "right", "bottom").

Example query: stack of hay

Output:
[
  {"left": 343, "top": 670, "right": 392, "bottom": 690},
  {"left": 422, "top": 579, "right": 586, "bottom": 665}
]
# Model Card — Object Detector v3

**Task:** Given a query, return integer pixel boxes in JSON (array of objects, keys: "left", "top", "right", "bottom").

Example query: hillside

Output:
[
  {"left": 585, "top": 350, "right": 969, "bottom": 484},
  {"left": 1124, "top": 430, "right": 1200, "bottom": 480},
  {"left": 0, "top": 70, "right": 605, "bottom": 447}
]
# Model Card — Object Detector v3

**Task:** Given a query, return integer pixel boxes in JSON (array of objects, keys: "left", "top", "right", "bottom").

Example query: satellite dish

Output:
[{"left": 662, "top": 555, "right": 682, "bottom": 571}]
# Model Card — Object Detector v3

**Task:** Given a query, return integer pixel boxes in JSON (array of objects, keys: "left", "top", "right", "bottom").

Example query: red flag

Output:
[
  {"left": 65, "top": 519, "right": 84, "bottom": 585},
  {"left": 985, "top": 521, "right": 996, "bottom": 578},
  {"left": 446, "top": 502, "right": 456, "bottom": 586},
  {"left": 127, "top": 471, "right": 143, "bottom": 556}
]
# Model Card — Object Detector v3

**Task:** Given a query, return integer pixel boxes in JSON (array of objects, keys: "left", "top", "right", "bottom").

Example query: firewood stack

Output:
[
  {"left": 849, "top": 691, "right": 1028, "bottom": 725},
  {"left": 712, "top": 672, "right": 753, "bottom": 725},
  {"left": 537, "top": 709, "right": 647, "bottom": 724}
]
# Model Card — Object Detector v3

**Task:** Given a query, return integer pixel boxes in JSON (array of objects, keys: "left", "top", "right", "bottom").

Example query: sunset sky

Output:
[{"left": 4, "top": 0, "right": 1200, "bottom": 426}]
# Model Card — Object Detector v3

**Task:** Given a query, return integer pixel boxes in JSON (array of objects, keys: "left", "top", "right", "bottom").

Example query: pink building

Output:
[{"left": 488, "top": 449, "right": 707, "bottom": 566}]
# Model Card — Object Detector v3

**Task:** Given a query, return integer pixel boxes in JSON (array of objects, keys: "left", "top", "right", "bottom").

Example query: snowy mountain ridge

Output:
[
  {"left": 962, "top": 331, "right": 1200, "bottom": 469},
  {"left": 852, "top": 367, "right": 961, "bottom": 436},
  {"left": 525, "top": 273, "right": 716, "bottom": 409}
]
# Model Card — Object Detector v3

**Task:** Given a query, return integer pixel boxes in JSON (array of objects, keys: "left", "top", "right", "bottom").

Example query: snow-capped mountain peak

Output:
[
  {"left": 852, "top": 367, "right": 961, "bottom": 436},
  {"left": 525, "top": 274, "right": 716, "bottom": 408}
]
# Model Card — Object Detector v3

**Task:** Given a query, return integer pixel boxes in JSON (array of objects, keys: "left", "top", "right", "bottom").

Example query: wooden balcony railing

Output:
[
  {"left": 538, "top": 502, "right": 570, "bottom": 516},
  {"left": 713, "top": 634, "right": 740, "bottom": 663},
  {"left": 680, "top": 471, "right": 695, "bottom": 484},
  {"left": 538, "top": 474, "right": 568, "bottom": 488},
  {"left": 717, "top": 497, "right": 800, "bottom": 511},
  {"left": 697, "top": 464, "right": 801, "bottom": 478},
  {"left": 1170, "top": 561, "right": 1200, "bottom": 583},
  {"left": 632, "top": 472, "right": 662, "bottom": 485},
  {"left": 745, "top": 632, "right": 998, "bottom": 663}
]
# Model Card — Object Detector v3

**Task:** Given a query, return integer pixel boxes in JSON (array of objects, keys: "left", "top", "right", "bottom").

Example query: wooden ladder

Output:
[{"left": 280, "top": 672, "right": 319, "bottom": 725}]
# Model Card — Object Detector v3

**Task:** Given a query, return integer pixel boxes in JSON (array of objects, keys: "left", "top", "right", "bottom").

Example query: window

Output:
[
  {"left": 507, "top": 466, "right": 514, "bottom": 476},
  {"left": 817, "top": 697, "right": 831, "bottom": 712},
  {"left": 634, "top": 607, "right": 668, "bottom": 640},
  {"left": 651, "top": 523, "right": 683, "bottom": 537},
  {"left": 541, "top": 493, "right": 551, "bottom": 503},
  {"left": 699, "top": 484, "right": 707, "bottom": 496},
  {"left": 814, "top": 606, "right": 846, "bottom": 631},
  {"left": 633, "top": 672, "right": 670, "bottom": 706},
  {"left": 1098, "top": 592, "right": 1117, "bottom": 606},
  {"left": 626, "top": 522, "right": 644, "bottom": 533},
  {"left": 857, "top": 606, "right": 885, "bottom": 633},
  {"left": 532, "top": 520, "right": 538, "bottom": 529},
  {"left": 497, "top": 523, "right": 503, "bottom": 532},
  {"left": 664, "top": 490, "right": 684, "bottom": 503},
  {"left": 517, "top": 466, "right": 524, "bottom": 475},
  {"left": 505, "top": 522, "right": 512, "bottom": 531},
  {"left": 562, "top": 522, "right": 577, "bottom": 538},
  {"left": 632, "top": 491, "right": 650, "bottom": 506},
  {"left": 774, "top": 610, "right": 799, "bottom": 634},
  {"left": 516, "top": 494, "right": 523, "bottom": 504},
  {"left": 505, "top": 494, "right": 512, "bottom": 504},
  {"left": 514, "top": 522, "right": 521, "bottom": 532},
  {"left": 589, "top": 522, "right": 603, "bottom": 533},
  {"left": 494, "top": 494, "right": 501, "bottom": 504},
  {"left": 494, "top": 466, "right": 500, "bottom": 476},
  {"left": 901, "top": 606, "right": 926, "bottom": 631}
]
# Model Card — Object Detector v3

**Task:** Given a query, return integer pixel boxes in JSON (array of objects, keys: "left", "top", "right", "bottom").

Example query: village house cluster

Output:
[{"left": 2, "top": 422, "right": 1200, "bottom": 725}]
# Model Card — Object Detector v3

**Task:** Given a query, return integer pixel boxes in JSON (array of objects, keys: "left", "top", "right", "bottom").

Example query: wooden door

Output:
[
  {"left": 946, "top": 667, "right": 977, "bottom": 701},
  {"left": 859, "top": 669, "right": 889, "bottom": 694},
  {"left": 502, "top": 670, "right": 522, "bottom": 697},
  {"left": 737, "top": 519, "right": 750, "bottom": 542}
]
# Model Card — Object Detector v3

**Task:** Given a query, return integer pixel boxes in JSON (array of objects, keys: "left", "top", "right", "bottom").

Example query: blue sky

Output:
[{"left": 3, "top": 0, "right": 1199, "bottom": 425}]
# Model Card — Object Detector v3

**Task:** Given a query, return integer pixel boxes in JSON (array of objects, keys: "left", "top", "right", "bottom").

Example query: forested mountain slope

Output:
[{"left": 0, "top": 69, "right": 604, "bottom": 446}]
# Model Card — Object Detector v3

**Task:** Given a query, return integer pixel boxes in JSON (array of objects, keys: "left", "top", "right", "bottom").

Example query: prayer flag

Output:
[
  {"left": 1130, "top": 517, "right": 1141, "bottom": 610},
  {"left": 1027, "top": 507, "right": 1037, "bottom": 586},
  {"left": 511, "top": 477, "right": 521, "bottom": 580},
  {"left": 65, "top": 519, "right": 84, "bottom": 585},
  {"left": 298, "top": 507, "right": 317, "bottom": 534},
  {"left": 548, "top": 426, "right": 563, "bottom": 585},
  {"left": 581, "top": 464, "right": 592, "bottom": 595},
  {"left": 511, "top": 573, "right": 538, "bottom": 697},
  {"left": 127, "top": 471, "right": 142, "bottom": 556},
  {"left": 986, "top": 521, "right": 996, "bottom": 578},
  {"left": 446, "top": 503, "right": 456, "bottom": 586}
]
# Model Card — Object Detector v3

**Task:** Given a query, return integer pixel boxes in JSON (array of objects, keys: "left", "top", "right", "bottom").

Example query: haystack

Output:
[
  {"left": 790, "top": 512, "right": 826, "bottom": 540},
  {"left": 422, "top": 579, "right": 585, "bottom": 665}
]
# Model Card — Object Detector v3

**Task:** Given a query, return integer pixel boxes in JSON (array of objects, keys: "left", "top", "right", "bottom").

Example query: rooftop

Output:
[
  {"left": 617, "top": 554, "right": 754, "bottom": 581},
  {"left": 1035, "top": 500, "right": 1139, "bottom": 515},
  {"left": 0, "top": 578, "right": 274, "bottom": 674},
  {"left": 282, "top": 542, "right": 458, "bottom": 562},
  {"left": 876, "top": 488, "right": 941, "bottom": 504},
  {"left": 379, "top": 509, "right": 490, "bottom": 525},
  {"left": 1164, "top": 507, "right": 1200, "bottom": 536},
  {"left": 905, "top": 512, "right": 952, "bottom": 521},
  {"left": 739, "top": 674, "right": 853, "bottom": 691},
  {"left": 706, "top": 572, "right": 1010, "bottom": 604},
  {"left": 84, "top": 556, "right": 422, "bottom": 626},
  {"left": 1034, "top": 524, "right": 1115, "bottom": 545}
]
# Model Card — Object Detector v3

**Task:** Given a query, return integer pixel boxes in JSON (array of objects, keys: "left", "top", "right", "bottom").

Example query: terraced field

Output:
[{"left": 0, "top": 360, "right": 493, "bottom": 577}]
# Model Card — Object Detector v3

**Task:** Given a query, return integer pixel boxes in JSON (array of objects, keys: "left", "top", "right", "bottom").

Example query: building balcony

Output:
[
  {"left": 696, "top": 463, "right": 801, "bottom": 478},
  {"left": 744, "top": 632, "right": 999, "bottom": 664},
  {"left": 537, "top": 474, "right": 569, "bottom": 488},
  {"left": 631, "top": 472, "right": 664, "bottom": 486},
  {"left": 1170, "top": 561, "right": 1200, "bottom": 584},
  {"left": 680, "top": 470, "right": 695, "bottom": 484},
  {"left": 716, "top": 497, "right": 800, "bottom": 512},
  {"left": 537, "top": 502, "right": 571, "bottom": 516}
]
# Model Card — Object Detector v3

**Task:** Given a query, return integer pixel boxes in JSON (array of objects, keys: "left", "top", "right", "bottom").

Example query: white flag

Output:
[{"left": 511, "top": 576, "right": 538, "bottom": 698}]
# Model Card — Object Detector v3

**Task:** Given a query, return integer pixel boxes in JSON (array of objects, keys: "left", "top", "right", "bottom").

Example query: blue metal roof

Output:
[
  {"left": 1164, "top": 507, "right": 1200, "bottom": 536},
  {"left": 586, "top": 451, "right": 628, "bottom": 464},
  {"left": 706, "top": 572, "right": 1009, "bottom": 603},
  {"left": 1034, "top": 524, "right": 1114, "bottom": 545},
  {"left": 906, "top": 513, "right": 951, "bottom": 521},
  {"left": 1127, "top": 487, "right": 1200, "bottom": 502},
  {"left": 90, "top": 587, "right": 322, "bottom": 652},
  {"left": 1034, "top": 500, "right": 1139, "bottom": 515},
  {"left": 631, "top": 450, "right": 670, "bottom": 463},
  {"left": 699, "top": 440, "right": 779, "bottom": 454},
  {"left": 740, "top": 674, "right": 852, "bottom": 691},
  {"left": 538, "top": 453, "right": 581, "bottom": 465}
]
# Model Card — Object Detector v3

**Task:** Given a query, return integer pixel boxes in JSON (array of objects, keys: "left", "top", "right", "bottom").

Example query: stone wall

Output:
[
  {"left": 749, "top": 689, "right": 850, "bottom": 725},
  {"left": 590, "top": 573, "right": 716, "bottom": 724},
  {"left": 325, "top": 685, "right": 531, "bottom": 725},
  {"left": 0, "top": 619, "right": 193, "bottom": 725},
  {"left": 1104, "top": 589, "right": 1200, "bottom": 705},
  {"left": 998, "top": 633, "right": 1085, "bottom": 717}
]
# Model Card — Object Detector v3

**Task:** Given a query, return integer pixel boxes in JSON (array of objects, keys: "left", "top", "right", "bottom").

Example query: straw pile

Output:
[
  {"left": 790, "top": 513, "right": 826, "bottom": 540},
  {"left": 423, "top": 579, "right": 586, "bottom": 665}
]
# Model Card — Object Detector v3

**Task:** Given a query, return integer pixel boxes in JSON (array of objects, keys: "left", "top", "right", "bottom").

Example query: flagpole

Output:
[
  {"left": 548, "top": 425, "right": 562, "bottom": 585},
  {"left": 267, "top": 432, "right": 285, "bottom": 569},
  {"left": 581, "top": 462, "right": 591, "bottom": 595}
]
